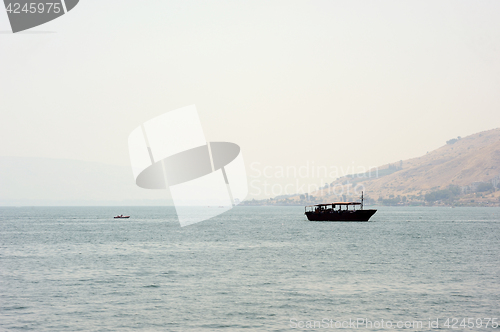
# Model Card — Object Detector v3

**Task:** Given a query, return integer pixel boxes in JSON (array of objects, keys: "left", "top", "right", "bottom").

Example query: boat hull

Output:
[{"left": 305, "top": 209, "right": 377, "bottom": 222}]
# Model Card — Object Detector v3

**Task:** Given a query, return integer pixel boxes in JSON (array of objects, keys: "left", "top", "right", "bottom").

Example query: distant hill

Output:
[
  {"left": 0, "top": 157, "right": 171, "bottom": 206},
  {"left": 249, "top": 128, "right": 500, "bottom": 206},
  {"left": 356, "top": 128, "right": 500, "bottom": 202},
  {"left": 5, "top": 128, "right": 500, "bottom": 207}
]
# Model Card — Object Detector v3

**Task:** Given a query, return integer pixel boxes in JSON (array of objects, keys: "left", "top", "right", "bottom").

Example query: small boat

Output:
[
  {"left": 114, "top": 215, "right": 130, "bottom": 219},
  {"left": 304, "top": 192, "right": 377, "bottom": 222}
]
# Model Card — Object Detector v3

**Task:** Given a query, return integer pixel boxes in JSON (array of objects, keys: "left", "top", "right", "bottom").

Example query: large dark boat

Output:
[{"left": 304, "top": 192, "right": 376, "bottom": 222}]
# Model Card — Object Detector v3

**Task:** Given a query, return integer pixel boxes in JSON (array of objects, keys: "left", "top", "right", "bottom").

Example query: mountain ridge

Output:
[
  {"left": 0, "top": 156, "right": 172, "bottom": 206},
  {"left": 245, "top": 127, "right": 500, "bottom": 206},
  {"left": 365, "top": 128, "right": 500, "bottom": 198}
]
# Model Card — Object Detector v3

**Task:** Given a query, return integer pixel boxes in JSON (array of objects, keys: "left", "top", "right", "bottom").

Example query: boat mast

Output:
[{"left": 361, "top": 191, "right": 364, "bottom": 210}]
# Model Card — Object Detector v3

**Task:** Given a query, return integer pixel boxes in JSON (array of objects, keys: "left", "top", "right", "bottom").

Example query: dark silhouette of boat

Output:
[
  {"left": 114, "top": 215, "right": 130, "bottom": 219},
  {"left": 304, "top": 192, "right": 376, "bottom": 222}
]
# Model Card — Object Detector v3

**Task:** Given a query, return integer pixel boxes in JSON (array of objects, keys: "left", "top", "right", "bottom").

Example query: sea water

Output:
[{"left": 1, "top": 206, "right": 499, "bottom": 331}]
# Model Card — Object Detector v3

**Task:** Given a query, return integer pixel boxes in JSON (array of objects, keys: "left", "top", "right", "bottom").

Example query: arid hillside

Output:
[
  {"left": 282, "top": 128, "right": 500, "bottom": 206},
  {"left": 363, "top": 128, "right": 500, "bottom": 198}
]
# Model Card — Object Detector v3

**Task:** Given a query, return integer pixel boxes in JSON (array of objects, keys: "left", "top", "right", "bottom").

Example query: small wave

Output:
[{"left": 3, "top": 306, "right": 28, "bottom": 310}]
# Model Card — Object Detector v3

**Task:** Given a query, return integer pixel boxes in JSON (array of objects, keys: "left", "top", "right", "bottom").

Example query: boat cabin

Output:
[{"left": 305, "top": 202, "right": 362, "bottom": 214}]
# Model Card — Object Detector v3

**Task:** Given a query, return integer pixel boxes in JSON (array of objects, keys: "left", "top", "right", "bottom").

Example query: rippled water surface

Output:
[{"left": 1, "top": 206, "right": 500, "bottom": 331}]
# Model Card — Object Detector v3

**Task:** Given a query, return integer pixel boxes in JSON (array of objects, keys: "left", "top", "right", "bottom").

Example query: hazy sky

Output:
[{"left": 1, "top": 0, "right": 500, "bottom": 197}]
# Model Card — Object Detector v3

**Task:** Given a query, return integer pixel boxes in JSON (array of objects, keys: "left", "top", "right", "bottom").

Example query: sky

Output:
[{"left": 1, "top": 0, "right": 500, "bottom": 199}]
